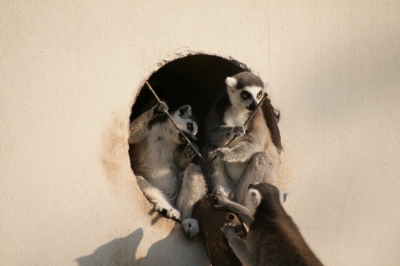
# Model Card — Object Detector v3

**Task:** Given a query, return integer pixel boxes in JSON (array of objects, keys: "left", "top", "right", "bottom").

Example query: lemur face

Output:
[
  {"left": 172, "top": 105, "right": 198, "bottom": 142},
  {"left": 225, "top": 72, "right": 267, "bottom": 111}
]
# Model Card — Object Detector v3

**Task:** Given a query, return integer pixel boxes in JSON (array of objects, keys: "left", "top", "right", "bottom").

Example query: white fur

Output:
[
  {"left": 172, "top": 106, "right": 198, "bottom": 136},
  {"left": 227, "top": 85, "right": 265, "bottom": 111},
  {"left": 130, "top": 104, "right": 206, "bottom": 237},
  {"left": 225, "top": 76, "right": 237, "bottom": 87},
  {"left": 245, "top": 188, "right": 261, "bottom": 219},
  {"left": 223, "top": 107, "right": 248, "bottom": 127}
]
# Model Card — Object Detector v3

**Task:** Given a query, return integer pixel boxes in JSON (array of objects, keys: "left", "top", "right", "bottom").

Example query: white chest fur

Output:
[
  {"left": 223, "top": 107, "right": 249, "bottom": 127},
  {"left": 140, "top": 124, "right": 179, "bottom": 201}
]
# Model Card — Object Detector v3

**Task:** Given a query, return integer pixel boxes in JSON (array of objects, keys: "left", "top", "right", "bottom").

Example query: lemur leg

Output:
[
  {"left": 136, "top": 175, "right": 181, "bottom": 221},
  {"left": 222, "top": 223, "right": 256, "bottom": 266},
  {"left": 177, "top": 163, "right": 207, "bottom": 238},
  {"left": 202, "top": 144, "right": 234, "bottom": 197},
  {"left": 235, "top": 151, "right": 277, "bottom": 205},
  {"left": 215, "top": 186, "right": 253, "bottom": 226}
]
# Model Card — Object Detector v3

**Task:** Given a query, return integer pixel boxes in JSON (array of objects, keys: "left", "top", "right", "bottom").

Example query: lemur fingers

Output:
[
  {"left": 156, "top": 101, "right": 169, "bottom": 113},
  {"left": 233, "top": 125, "right": 247, "bottom": 136},
  {"left": 183, "top": 143, "right": 199, "bottom": 159}
]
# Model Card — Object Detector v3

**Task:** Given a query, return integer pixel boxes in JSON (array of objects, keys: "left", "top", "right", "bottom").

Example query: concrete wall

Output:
[{"left": 1, "top": 1, "right": 399, "bottom": 265}]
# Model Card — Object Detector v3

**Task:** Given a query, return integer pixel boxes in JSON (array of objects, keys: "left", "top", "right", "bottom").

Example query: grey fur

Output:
[
  {"left": 204, "top": 72, "right": 280, "bottom": 204},
  {"left": 129, "top": 102, "right": 207, "bottom": 238}
]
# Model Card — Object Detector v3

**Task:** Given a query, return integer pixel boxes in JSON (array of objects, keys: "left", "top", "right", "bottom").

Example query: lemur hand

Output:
[
  {"left": 183, "top": 143, "right": 199, "bottom": 159},
  {"left": 233, "top": 125, "right": 247, "bottom": 136},
  {"left": 156, "top": 101, "right": 169, "bottom": 113}
]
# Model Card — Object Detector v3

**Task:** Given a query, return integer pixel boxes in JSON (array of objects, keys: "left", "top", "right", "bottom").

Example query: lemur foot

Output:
[
  {"left": 153, "top": 202, "right": 181, "bottom": 221},
  {"left": 182, "top": 218, "right": 200, "bottom": 238},
  {"left": 215, "top": 186, "right": 234, "bottom": 209},
  {"left": 166, "top": 208, "right": 181, "bottom": 221}
]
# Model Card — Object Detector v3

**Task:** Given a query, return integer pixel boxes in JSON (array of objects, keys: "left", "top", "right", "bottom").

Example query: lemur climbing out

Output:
[
  {"left": 218, "top": 183, "right": 323, "bottom": 266},
  {"left": 204, "top": 71, "right": 280, "bottom": 204},
  {"left": 129, "top": 102, "right": 207, "bottom": 238}
]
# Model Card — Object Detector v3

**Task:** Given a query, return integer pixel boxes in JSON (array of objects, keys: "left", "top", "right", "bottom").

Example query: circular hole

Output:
[{"left": 129, "top": 54, "right": 282, "bottom": 173}]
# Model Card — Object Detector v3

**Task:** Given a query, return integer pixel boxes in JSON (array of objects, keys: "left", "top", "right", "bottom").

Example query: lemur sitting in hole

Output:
[
  {"left": 204, "top": 71, "right": 280, "bottom": 204},
  {"left": 129, "top": 102, "right": 207, "bottom": 238},
  {"left": 216, "top": 183, "right": 323, "bottom": 266}
]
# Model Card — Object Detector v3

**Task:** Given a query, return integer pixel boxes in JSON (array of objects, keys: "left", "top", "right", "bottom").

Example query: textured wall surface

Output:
[{"left": 1, "top": 1, "right": 399, "bottom": 265}]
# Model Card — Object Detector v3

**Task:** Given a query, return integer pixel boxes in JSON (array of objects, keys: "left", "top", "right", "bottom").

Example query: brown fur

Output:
[
  {"left": 247, "top": 183, "right": 323, "bottom": 266},
  {"left": 128, "top": 141, "right": 145, "bottom": 177}
]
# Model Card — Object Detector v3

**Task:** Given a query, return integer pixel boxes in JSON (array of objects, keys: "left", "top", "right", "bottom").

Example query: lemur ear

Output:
[
  {"left": 178, "top": 105, "right": 192, "bottom": 118},
  {"left": 279, "top": 190, "right": 289, "bottom": 204},
  {"left": 262, "top": 79, "right": 270, "bottom": 92},
  {"left": 225, "top": 77, "right": 237, "bottom": 88}
]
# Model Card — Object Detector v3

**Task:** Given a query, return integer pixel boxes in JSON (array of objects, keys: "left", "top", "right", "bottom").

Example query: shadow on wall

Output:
[
  {"left": 75, "top": 221, "right": 208, "bottom": 265},
  {"left": 75, "top": 228, "right": 143, "bottom": 266}
]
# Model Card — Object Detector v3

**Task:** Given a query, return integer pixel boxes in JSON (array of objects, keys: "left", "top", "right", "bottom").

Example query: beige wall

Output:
[{"left": 1, "top": 1, "right": 399, "bottom": 265}]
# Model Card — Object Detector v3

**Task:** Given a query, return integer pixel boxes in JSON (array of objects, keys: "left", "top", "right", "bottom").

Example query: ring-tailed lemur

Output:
[
  {"left": 129, "top": 102, "right": 207, "bottom": 238},
  {"left": 217, "top": 183, "right": 323, "bottom": 266},
  {"left": 204, "top": 71, "right": 280, "bottom": 204}
]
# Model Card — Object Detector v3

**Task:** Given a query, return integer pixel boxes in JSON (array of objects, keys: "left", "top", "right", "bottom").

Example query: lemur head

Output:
[
  {"left": 245, "top": 183, "right": 288, "bottom": 218},
  {"left": 171, "top": 105, "right": 198, "bottom": 143},
  {"left": 225, "top": 72, "right": 268, "bottom": 111}
]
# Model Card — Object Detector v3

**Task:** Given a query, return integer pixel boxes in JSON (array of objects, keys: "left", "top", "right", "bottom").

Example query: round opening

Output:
[{"left": 128, "top": 54, "right": 281, "bottom": 170}]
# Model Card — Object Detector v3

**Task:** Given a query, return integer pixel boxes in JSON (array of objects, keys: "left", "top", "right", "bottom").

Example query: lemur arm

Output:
[
  {"left": 209, "top": 125, "right": 246, "bottom": 147},
  {"left": 215, "top": 188, "right": 253, "bottom": 226},
  {"left": 222, "top": 224, "right": 257, "bottom": 266},
  {"left": 128, "top": 102, "right": 167, "bottom": 144},
  {"left": 215, "top": 139, "right": 260, "bottom": 163}
]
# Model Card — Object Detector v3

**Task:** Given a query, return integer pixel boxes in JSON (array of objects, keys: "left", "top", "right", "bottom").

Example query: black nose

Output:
[
  {"left": 248, "top": 184, "right": 255, "bottom": 190},
  {"left": 246, "top": 102, "right": 256, "bottom": 111}
]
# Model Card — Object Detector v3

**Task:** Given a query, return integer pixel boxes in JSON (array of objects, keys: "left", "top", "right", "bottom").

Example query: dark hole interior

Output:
[{"left": 129, "top": 54, "right": 281, "bottom": 150}]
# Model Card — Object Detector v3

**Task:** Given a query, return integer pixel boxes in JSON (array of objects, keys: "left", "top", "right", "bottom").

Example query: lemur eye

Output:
[
  {"left": 241, "top": 92, "right": 249, "bottom": 99},
  {"left": 187, "top": 122, "right": 193, "bottom": 132},
  {"left": 257, "top": 92, "right": 263, "bottom": 99}
]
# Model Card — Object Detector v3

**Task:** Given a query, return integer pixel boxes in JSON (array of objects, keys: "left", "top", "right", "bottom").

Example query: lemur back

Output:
[{"left": 220, "top": 183, "right": 323, "bottom": 266}]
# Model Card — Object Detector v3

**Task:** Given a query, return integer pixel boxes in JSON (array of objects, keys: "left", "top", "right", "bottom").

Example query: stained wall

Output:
[{"left": 1, "top": 1, "right": 399, "bottom": 265}]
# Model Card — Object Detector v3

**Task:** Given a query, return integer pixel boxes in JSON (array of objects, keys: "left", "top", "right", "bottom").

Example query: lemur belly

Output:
[
  {"left": 225, "top": 162, "right": 247, "bottom": 182},
  {"left": 134, "top": 136, "right": 179, "bottom": 202}
]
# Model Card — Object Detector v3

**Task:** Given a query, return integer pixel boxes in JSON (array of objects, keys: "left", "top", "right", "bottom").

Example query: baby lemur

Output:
[
  {"left": 129, "top": 102, "right": 207, "bottom": 238},
  {"left": 204, "top": 71, "right": 280, "bottom": 204},
  {"left": 216, "top": 183, "right": 323, "bottom": 266}
]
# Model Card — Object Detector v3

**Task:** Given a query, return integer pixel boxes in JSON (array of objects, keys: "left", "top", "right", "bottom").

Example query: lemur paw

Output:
[
  {"left": 156, "top": 101, "right": 169, "bottom": 113},
  {"left": 166, "top": 208, "right": 181, "bottom": 221},
  {"left": 233, "top": 125, "right": 247, "bottom": 136},
  {"left": 152, "top": 203, "right": 180, "bottom": 221},
  {"left": 215, "top": 185, "right": 234, "bottom": 200},
  {"left": 153, "top": 202, "right": 166, "bottom": 213},
  {"left": 182, "top": 218, "right": 200, "bottom": 238},
  {"left": 183, "top": 143, "right": 199, "bottom": 159},
  {"left": 215, "top": 147, "right": 230, "bottom": 160},
  {"left": 221, "top": 223, "right": 237, "bottom": 239}
]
